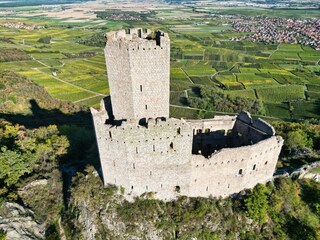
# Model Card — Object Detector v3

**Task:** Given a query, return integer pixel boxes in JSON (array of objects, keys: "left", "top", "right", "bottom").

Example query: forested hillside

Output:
[{"left": 0, "top": 71, "right": 319, "bottom": 239}]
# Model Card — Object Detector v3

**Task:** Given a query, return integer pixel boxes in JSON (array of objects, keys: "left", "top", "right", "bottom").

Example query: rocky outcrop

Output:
[
  {"left": 63, "top": 168, "right": 164, "bottom": 240},
  {"left": 0, "top": 202, "right": 45, "bottom": 240}
]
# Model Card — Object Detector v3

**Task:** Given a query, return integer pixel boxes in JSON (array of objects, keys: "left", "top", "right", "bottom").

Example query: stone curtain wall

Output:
[
  {"left": 91, "top": 104, "right": 283, "bottom": 201},
  {"left": 189, "top": 136, "right": 283, "bottom": 198}
]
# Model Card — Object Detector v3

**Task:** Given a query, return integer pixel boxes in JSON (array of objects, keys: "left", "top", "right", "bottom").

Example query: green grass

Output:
[
  {"left": 292, "top": 101, "right": 320, "bottom": 119},
  {"left": 236, "top": 72, "right": 278, "bottom": 89},
  {"left": 265, "top": 103, "right": 291, "bottom": 119},
  {"left": 170, "top": 91, "right": 188, "bottom": 106},
  {"left": 170, "top": 78, "right": 194, "bottom": 91},
  {"left": 189, "top": 76, "right": 215, "bottom": 85},
  {"left": 171, "top": 68, "right": 188, "bottom": 79},
  {"left": 170, "top": 106, "right": 198, "bottom": 119},
  {"left": 75, "top": 95, "right": 104, "bottom": 108},
  {"left": 256, "top": 85, "right": 305, "bottom": 103},
  {"left": 307, "top": 84, "right": 320, "bottom": 92},
  {"left": 182, "top": 62, "right": 216, "bottom": 76},
  {"left": 307, "top": 91, "right": 320, "bottom": 100},
  {"left": 225, "top": 89, "right": 256, "bottom": 99},
  {"left": 239, "top": 68, "right": 260, "bottom": 73},
  {"left": 18, "top": 69, "right": 98, "bottom": 102}
]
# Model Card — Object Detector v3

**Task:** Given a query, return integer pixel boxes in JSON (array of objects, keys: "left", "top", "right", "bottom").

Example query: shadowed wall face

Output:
[{"left": 105, "top": 28, "right": 170, "bottom": 121}]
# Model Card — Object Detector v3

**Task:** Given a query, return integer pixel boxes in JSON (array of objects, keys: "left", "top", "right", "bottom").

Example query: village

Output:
[{"left": 230, "top": 16, "right": 320, "bottom": 50}]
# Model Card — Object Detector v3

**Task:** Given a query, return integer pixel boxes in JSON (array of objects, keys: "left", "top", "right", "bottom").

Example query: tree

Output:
[
  {"left": 286, "top": 129, "right": 313, "bottom": 152},
  {"left": 0, "top": 147, "right": 36, "bottom": 186},
  {"left": 0, "top": 122, "right": 69, "bottom": 189},
  {"left": 37, "top": 36, "right": 52, "bottom": 44},
  {"left": 244, "top": 184, "right": 269, "bottom": 224}
]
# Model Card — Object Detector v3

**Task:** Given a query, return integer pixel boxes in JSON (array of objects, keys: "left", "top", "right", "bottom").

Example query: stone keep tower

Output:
[{"left": 105, "top": 28, "right": 170, "bottom": 121}]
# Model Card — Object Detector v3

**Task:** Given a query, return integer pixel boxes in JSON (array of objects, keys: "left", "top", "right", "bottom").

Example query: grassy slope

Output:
[{"left": 0, "top": 71, "right": 84, "bottom": 114}]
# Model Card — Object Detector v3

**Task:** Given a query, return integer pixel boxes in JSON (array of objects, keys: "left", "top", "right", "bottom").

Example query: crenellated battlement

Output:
[{"left": 105, "top": 28, "right": 170, "bottom": 50}]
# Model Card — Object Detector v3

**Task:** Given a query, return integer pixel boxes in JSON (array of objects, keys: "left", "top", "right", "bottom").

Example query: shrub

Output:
[{"left": 37, "top": 36, "right": 52, "bottom": 44}]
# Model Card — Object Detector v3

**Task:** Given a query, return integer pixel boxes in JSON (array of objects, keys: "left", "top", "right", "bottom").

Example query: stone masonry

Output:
[
  {"left": 91, "top": 28, "right": 284, "bottom": 201},
  {"left": 104, "top": 28, "right": 170, "bottom": 121}
]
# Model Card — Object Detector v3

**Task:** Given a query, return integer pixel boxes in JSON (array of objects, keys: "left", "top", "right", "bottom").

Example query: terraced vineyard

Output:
[
  {"left": 165, "top": 21, "right": 320, "bottom": 120},
  {"left": 0, "top": 15, "right": 319, "bottom": 119},
  {"left": 0, "top": 22, "right": 108, "bottom": 107}
]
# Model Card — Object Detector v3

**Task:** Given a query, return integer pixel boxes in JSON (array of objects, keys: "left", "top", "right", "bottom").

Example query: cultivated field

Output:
[{"left": 0, "top": 3, "right": 319, "bottom": 120}]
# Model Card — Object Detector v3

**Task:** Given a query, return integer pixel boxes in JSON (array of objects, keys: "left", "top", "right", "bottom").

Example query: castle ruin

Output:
[{"left": 91, "top": 28, "right": 284, "bottom": 201}]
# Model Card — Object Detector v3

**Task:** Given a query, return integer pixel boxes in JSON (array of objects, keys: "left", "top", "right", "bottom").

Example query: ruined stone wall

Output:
[
  {"left": 91, "top": 112, "right": 194, "bottom": 200},
  {"left": 105, "top": 28, "right": 170, "bottom": 121},
  {"left": 189, "top": 136, "right": 283, "bottom": 198},
  {"left": 187, "top": 116, "right": 237, "bottom": 155},
  {"left": 232, "top": 111, "right": 275, "bottom": 145},
  {"left": 91, "top": 106, "right": 283, "bottom": 201}
]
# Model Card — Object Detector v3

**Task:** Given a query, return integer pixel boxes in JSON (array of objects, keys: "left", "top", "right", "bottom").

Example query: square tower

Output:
[{"left": 105, "top": 28, "right": 170, "bottom": 121}]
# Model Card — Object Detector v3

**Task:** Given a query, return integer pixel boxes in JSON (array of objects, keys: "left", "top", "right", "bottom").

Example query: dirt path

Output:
[
  {"left": 268, "top": 43, "right": 281, "bottom": 59},
  {"left": 179, "top": 67, "right": 195, "bottom": 84},
  {"left": 58, "top": 217, "right": 67, "bottom": 240},
  {"left": 73, "top": 95, "right": 102, "bottom": 103}
]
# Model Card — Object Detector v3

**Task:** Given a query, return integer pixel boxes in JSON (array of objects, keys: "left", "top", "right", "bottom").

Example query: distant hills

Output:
[{"left": 0, "top": 0, "right": 91, "bottom": 8}]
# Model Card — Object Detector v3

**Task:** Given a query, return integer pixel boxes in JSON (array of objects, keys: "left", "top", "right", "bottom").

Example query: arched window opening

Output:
[
  {"left": 177, "top": 127, "right": 181, "bottom": 135},
  {"left": 238, "top": 169, "right": 243, "bottom": 175},
  {"left": 253, "top": 164, "right": 256, "bottom": 170},
  {"left": 170, "top": 142, "right": 173, "bottom": 149},
  {"left": 175, "top": 186, "right": 181, "bottom": 193}
]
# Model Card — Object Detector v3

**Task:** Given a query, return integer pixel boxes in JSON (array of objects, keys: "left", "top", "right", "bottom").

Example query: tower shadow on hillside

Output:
[
  {"left": 0, "top": 99, "right": 103, "bottom": 207},
  {"left": 0, "top": 99, "right": 91, "bottom": 128}
]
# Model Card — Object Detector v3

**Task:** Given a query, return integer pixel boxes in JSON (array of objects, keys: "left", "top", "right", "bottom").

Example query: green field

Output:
[
  {"left": 0, "top": 9, "right": 319, "bottom": 119},
  {"left": 256, "top": 85, "right": 306, "bottom": 103}
]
